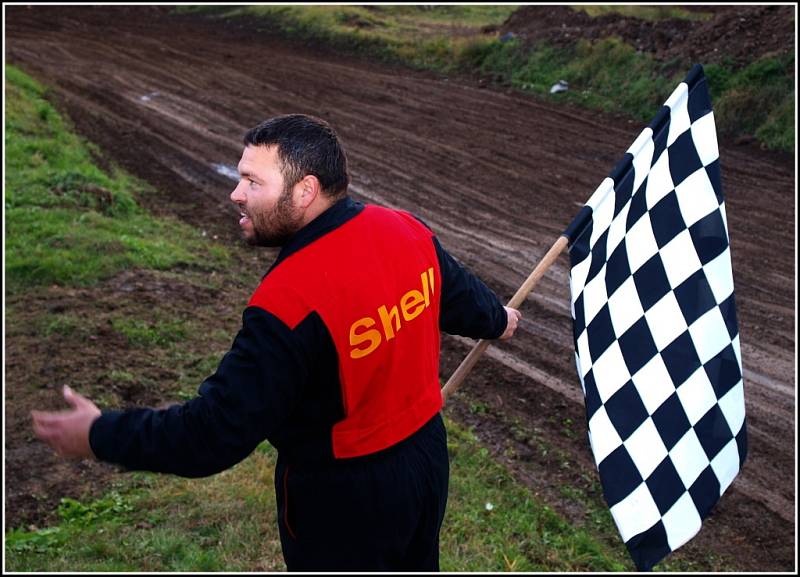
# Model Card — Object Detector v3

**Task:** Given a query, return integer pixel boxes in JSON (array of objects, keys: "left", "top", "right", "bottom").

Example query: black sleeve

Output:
[
  {"left": 433, "top": 236, "right": 507, "bottom": 339},
  {"left": 88, "top": 307, "right": 309, "bottom": 478}
]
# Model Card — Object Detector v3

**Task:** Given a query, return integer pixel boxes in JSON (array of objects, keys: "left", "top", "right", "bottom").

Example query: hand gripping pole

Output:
[{"left": 441, "top": 235, "right": 569, "bottom": 405}]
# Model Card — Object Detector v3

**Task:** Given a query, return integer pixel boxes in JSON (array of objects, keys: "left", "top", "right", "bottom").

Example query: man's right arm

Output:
[{"left": 88, "top": 306, "right": 311, "bottom": 478}]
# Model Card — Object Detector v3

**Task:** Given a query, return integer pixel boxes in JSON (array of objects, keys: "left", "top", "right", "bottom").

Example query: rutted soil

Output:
[{"left": 4, "top": 6, "right": 795, "bottom": 571}]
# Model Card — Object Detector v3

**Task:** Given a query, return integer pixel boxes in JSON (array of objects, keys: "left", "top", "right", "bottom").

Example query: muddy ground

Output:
[{"left": 4, "top": 6, "right": 795, "bottom": 571}]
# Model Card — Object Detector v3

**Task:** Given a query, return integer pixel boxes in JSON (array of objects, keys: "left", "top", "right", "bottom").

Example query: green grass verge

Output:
[
  {"left": 474, "top": 36, "right": 795, "bottom": 153},
  {"left": 4, "top": 65, "right": 229, "bottom": 291},
  {"left": 570, "top": 5, "right": 714, "bottom": 21},
  {"left": 5, "top": 418, "right": 627, "bottom": 571},
  {"left": 475, "top": 36, "right": 676, "bottom": 122},
  {"left": 705, "top": 54, "right": 796, "bottom": 149},
  {"left": 173, "top": 5, "right": 513, "bottom": 72},
  {"left": 442, "top": 421, "right": 627, "bottom": 571},
  {"left": 5, "top": 448, "right": 282, "bottom": 571},
  {"left": 176, "top": 5, "right": 794, "bottom": 153}
]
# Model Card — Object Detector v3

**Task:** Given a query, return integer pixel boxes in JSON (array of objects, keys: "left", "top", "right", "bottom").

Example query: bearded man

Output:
[{"left": 32, "top": 114, "right": 520, "bottom": 571}]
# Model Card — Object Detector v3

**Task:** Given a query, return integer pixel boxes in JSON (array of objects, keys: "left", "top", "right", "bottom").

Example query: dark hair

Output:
[{"left": 244, "top": 114, "right": 349, "bottom": 197}]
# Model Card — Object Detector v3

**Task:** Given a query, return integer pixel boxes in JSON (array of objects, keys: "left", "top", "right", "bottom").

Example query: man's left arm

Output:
[{"left": 433, "top": 236, "right": 521, "bottom": 340}]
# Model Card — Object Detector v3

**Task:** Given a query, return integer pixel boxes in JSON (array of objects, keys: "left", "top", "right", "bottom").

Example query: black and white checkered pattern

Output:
[{"left": 563, "top": 65, "right": 747, "bottom": 571}]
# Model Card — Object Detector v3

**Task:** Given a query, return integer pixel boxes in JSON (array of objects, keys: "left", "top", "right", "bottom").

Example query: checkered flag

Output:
[{"left": 563, "top": 65, "right": 747, "bottom": 571}]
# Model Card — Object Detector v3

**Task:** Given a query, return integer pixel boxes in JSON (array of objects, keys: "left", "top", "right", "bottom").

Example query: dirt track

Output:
[{"left": 5, "top": 6, "right": 795, "bottom": 571}]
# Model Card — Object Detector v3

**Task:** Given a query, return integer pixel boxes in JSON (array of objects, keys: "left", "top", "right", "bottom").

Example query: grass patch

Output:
[
  {"left": 442, "top": 421, "right": 626, "bottom": 571},
  {"left": 173, "top": 351, "right": 229, "bottom": 400},
  {"left": 571, "top": 5, "right": 714, "bottom": 21},
  {"left": 477, "top": 36, "right": 675, "bottom": 121},
  {"left": 38, "top": 312, "right": 89, "bottom": 338},
  {"left": 173, "top": 5, "right": 512, "bottom": 72},
  {"left": 4, "top": 65, "right": 229, "bottom": 291},
  {"left": 111, "top": 317, "right": 190, "bottom": 348},
  {"left": 374, "top": 4, "right": 518, "bottom": 27},
  {"left": 6, "top": 418, "right": 627, "bottom": 571},
  {"left": 177, "top": 6, "right": 794, "bottom": 153},
  {"left": 705, "top": 53, "right": 795, "bottom": 150},
  {"left": 5, "top": 449, "right": 282, "bottom": 572}
]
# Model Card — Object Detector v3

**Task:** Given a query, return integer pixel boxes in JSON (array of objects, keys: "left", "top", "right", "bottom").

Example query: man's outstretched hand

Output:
[
  {"left": 499, "top": 306, "right": 522, "bottom": 340},
  {"left": 31, "top": 386, "right": 100, "bottom": 460}
]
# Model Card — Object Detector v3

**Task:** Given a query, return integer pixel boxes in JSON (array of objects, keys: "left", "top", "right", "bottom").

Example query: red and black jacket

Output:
[{"left": 89, "top": 197, "right": 507, "bottom": 476}]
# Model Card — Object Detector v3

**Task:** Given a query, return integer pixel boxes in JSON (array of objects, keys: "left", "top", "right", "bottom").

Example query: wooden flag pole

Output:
[{"left": 441, "top": 234, "right": 570, "bottom": 405}]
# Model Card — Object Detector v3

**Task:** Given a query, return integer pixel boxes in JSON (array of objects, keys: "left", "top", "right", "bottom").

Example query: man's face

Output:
[{"left": 230, "top": 145, "right": 303, "bottom": 247}]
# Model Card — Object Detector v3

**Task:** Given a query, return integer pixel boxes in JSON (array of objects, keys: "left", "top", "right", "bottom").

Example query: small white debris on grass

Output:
[
  {"left": 485, "top": 502, "right": 494, "bottom": 511},
  {"left": 549, "top": 80, "right": 569, "bottom": 94}
]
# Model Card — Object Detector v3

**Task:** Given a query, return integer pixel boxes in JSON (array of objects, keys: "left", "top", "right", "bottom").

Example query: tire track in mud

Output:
[{"left": 5, "top": 6, "right": 795, "bottom": 570}]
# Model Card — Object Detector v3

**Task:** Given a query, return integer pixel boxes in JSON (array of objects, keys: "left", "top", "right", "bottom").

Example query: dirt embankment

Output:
[
  {"left": 500, "top": 5, "right": 795, "bottom": 69},
  {"left": 5, "top": 6, "right": 795, "bottom": 571}
]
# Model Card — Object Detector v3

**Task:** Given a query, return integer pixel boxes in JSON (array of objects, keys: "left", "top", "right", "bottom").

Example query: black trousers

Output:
[{"left": 275, "top": 413, "right": 449, "bottom": 571}]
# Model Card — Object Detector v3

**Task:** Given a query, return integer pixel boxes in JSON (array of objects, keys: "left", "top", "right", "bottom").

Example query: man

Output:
[{"left": 32, "top": 114, "right": 521, "bottom": 571}]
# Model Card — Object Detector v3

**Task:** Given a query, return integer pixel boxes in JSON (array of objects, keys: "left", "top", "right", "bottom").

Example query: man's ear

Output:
[{"left": 296, "top": 174, "right": 321, "bottom": 209}]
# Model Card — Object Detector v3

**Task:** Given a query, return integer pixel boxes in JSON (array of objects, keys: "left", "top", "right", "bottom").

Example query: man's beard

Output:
[{"left": 247, "top": 185, "right": 303, "bottom": 247}]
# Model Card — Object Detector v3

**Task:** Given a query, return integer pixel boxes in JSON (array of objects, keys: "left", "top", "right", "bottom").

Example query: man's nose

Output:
[{"left": 230, "top": 181, "right": 246, "bottom": 203}]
